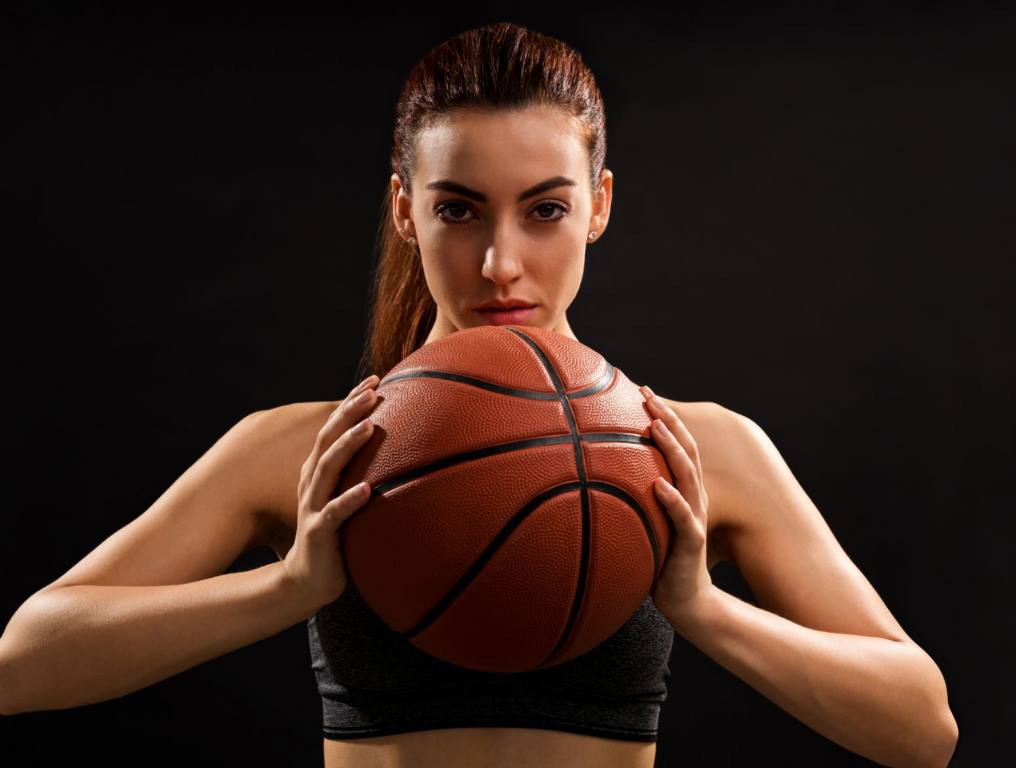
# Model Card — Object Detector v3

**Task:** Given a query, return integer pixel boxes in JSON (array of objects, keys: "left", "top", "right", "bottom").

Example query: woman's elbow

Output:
[
  {"left": 935, "top": 709, "right": 959, "bottom": 767},
  {"left": 0, "top": 642, "right": 21, "bottom": 716},
  {"left": 912, "top": 707, "right": 959, "bottom": 767}
]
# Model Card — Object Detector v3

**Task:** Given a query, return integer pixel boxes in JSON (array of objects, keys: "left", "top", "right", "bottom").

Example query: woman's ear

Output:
[
  {"left": 390, "top": 173, "right": 416, "bottom": 242},
  {"left": 589, "top": 168, "right": 613, "bottom": 241}
]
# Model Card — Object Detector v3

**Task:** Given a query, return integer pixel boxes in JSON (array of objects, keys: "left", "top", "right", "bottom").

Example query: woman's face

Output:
[{"left": 391, "top": 105, "right": 612, "bottom": 345}]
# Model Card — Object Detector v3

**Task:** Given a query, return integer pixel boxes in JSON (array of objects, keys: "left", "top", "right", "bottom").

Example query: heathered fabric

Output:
[{"left": 307, "top": 578, "right": 675, "bottom": 742}]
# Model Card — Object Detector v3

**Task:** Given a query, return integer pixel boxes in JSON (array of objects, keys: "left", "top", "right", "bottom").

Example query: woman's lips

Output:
[{"left": 475, "top": 305, "right": 537, "bottom": 325}]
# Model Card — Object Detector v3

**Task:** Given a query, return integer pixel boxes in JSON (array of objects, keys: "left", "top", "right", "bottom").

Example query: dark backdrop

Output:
[{"left": 3, "top": 5, "right": 1011, "bottom": 766}]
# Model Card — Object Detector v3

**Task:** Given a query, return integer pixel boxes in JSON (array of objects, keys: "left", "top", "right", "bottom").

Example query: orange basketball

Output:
[{"left": 335, "top": 324, "right": 674, "bottom": 673}]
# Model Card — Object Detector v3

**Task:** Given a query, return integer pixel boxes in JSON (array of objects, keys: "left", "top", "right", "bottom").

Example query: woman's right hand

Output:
[{"left": 282, "top": 374, "right": 380, "bottom": 611}]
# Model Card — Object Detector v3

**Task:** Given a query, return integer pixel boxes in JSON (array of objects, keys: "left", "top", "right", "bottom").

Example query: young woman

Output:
[{"left": 0, "top": 22, "right": 958, "bottom": 768}]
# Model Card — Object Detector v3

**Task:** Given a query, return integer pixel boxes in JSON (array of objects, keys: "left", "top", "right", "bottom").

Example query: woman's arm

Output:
[
  {"left": 668, "top": 586, "right": 956, "bottom": 768},
  {"left": 0, "top": 561, "right": 315, "bottom": 714},
  {"left": 661, "top": 400, "right": 959, "bottom": 767},
  {"left": 0, "top": 404, "right": 331, "bottom": 715}
]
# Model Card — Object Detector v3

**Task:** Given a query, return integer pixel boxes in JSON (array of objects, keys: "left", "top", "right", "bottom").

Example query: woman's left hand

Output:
[{"left": 640, "top": 385, "right": 715, "bottom": 625}]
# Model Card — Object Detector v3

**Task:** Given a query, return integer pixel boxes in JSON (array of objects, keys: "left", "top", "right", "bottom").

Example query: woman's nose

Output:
[{"left": 481, "top": 244, "right": 525, "bottom": 284}]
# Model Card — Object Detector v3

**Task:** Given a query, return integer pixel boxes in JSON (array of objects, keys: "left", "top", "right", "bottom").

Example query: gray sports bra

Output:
[{"left": 307, "top": 577, "right": 675, "bottom": 742}]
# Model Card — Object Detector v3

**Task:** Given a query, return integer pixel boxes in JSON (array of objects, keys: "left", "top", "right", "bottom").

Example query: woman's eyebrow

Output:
[{"left": 425, "top": 176, "right": 577, "bottom": 203}]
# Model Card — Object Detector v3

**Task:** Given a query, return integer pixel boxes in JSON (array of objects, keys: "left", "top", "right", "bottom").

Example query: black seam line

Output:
[
  {"left": 378, "top": 362, "right": 616, "bottom": 400},
  {"left": 370, "top": 433, "right": 654, "bottom": 496},
  {"left": 380, "top": 327, "right": 659, "bottom": 671},
  {"left": 504, "top": 328, "right": 591, "bottom": 669},
  {"left": 395, "top": 480, "right": 658, "bottom": 642}
]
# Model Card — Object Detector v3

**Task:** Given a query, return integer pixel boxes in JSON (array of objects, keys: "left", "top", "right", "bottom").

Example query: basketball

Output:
[{"left": 335, "top": 324, "right": 675, "bottom": 673}]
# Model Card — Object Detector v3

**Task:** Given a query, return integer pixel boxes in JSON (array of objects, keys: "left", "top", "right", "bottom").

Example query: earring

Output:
[
  {"left": 408, "top": 236, "right": 416, "bottom": 245},
  {"left": 588, "top": 231, "right": 597, "bottom": 241}
]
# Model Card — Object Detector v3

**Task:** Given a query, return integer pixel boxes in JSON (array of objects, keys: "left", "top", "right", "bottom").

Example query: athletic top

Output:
[{"left": 306, "top": 577, "right": 675, "bottom": 743}]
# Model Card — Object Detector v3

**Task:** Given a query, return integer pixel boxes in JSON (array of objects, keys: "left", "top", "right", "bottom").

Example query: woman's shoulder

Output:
[
  {"left": 659, "top": 398, "right": 731, "bottom": 430},
  {"left": 657, "top": 397, "right": 745, "bottom": 561},
  {"left": 247, "top": 400, "right": 342, "bottom": 551},
  {"left": 658, "top": 398, "right": 742, "bottom": 464},
  {"left": 254, "top": 399, "right": 342, "bottom": 432},
  {"left": 251, "top": 400, "right": 342, "bottom": 468}
]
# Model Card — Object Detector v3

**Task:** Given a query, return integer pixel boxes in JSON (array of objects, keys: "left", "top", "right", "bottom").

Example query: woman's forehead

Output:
[{"left": 414, "top": 110, "right": 587, "bottom": 191}]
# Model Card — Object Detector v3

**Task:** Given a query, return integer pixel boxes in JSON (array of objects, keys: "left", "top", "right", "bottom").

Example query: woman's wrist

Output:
[
  {"left": 663, "top": 584, "right": 725, "bottom": 638},
  {"left": 270, "top": 560, "right": 330, "bottom": 622}
]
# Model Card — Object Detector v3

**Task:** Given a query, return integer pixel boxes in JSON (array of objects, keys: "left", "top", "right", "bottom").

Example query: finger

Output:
[
  {"left": 642, "top": 391, "right": 701, "bottom": 466},
  {"left": 309, "top": 413, "right": 375, "bottom": 512},
  {"left": 348, "top": 374, "right": 379, "bottom": 399},
  {"left": 324, "top": 374, "right": 379, "bottom": 434},
  {"left": 650, "top": 418, "right": 705, "bottom": 518},
  {"left": 309, "top": 385, "right": 377, "bottom": 472},
  {"left": 653, "top": 477, "right": 703, "bottom": 548},
  {"left": 302, "top": 381, "right": 381, "bottom": 505},
  {"left": 326, "top": 374, "right": 379, "bottom": 432},
  {"left": 641, "top": 389, "right": 704, "bottom": 482},
  {"left": 673, "top": 422, "right": 707, "bottom": 514},
  {"left": 659, "top": 405, "right": 703, "bottom": 480},
  {"left": 299, "top": 398, "right": 351, "bottom": 497},
  {"left": 318, "top": 479, "right": 372, "bottom": 531}
]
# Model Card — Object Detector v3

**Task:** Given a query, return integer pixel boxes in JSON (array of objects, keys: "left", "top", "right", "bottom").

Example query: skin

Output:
[
  {"left": 327, "top": 103, "right": 957, "bottom": 766},
  {"left": 321, "top": 106, "right": 672, "bottom": 768},
  {"left": 391, "top": 104, "right": 612, "bottom": 346},
  {"left": 4, "top": 104, "right": 955, "bottom": 767}
]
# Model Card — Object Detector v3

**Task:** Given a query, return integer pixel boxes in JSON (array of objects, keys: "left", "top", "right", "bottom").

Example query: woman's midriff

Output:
[{"left": 323, "top": 727, "right": 658, "bottom": 768}]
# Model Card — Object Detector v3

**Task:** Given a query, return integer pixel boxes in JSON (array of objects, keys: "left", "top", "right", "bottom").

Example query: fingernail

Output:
[
  {"left": 643, "top": 385, "right": 656, "bottom": 398},
  {"left": 353, "top": 389, "right": 372, "bottom": 406},
  {"left": 352, "top": 418, "right": 371, "bottom": 434}
]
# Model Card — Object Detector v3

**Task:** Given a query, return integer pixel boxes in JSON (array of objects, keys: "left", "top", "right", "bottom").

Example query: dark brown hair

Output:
[{"left": 355, "top": 22, "right": 607, "bottom": 382}]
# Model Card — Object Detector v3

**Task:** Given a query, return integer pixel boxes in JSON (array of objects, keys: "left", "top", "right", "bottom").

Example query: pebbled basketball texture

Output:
[{"left": 335, "top": 324, "right": 675, "bottom": 673}]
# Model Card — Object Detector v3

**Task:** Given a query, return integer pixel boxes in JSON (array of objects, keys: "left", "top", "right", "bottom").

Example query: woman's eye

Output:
[
  {"left": 435, "top": 201, "right": 474, "bottom": 223},
  {"left": 435, "top": 201, "right": 568, "bottom": 225},
  {"left": 533, "top": 202, "right": 568, "bottom": 221}
]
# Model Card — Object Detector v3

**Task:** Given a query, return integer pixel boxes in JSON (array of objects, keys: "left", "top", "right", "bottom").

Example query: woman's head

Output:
[{"left": 359, "top": 22, "right": 612, "bottom": 381}]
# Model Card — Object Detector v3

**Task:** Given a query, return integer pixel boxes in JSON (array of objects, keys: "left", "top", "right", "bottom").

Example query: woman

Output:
[{"left": 0, "top": 22, "right": 958, "bottom": 768}]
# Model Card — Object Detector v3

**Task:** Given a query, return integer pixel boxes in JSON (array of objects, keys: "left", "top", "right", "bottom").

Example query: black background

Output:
[{"left": 3, "top": 4, "right": 1012, "bottom": 766}]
